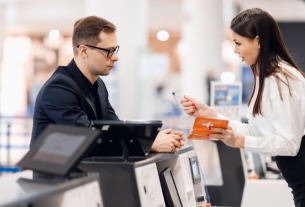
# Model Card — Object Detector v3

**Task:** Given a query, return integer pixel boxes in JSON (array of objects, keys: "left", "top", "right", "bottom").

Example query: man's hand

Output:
[{"left": 151, "top": 129, "right": 185, "bottom": 153}]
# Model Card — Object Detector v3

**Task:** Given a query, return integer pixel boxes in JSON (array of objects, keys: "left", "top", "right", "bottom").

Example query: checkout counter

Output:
[
  {"left": 79, "top": 145, "right": 205, "bottom": 207},
  {"left": 0, "top": 147, "right": 205, "bottom": 207},
  {"left": 0, "top": 122, "right": 294, "bottom": 207},
  {"left": 0, "top": 123, "right": 208, "bottom": 207}
]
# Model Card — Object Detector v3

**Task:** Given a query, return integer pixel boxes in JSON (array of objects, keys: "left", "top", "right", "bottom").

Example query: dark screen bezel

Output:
[
  {"left": 88, "top": 120, "right": 162, "bottom": 159},
  {"left": 159, "top": 167, "right": 183, "bottom": 207},
  {"left": 17, "top": 124, "right": 101, "bottom": 176}
]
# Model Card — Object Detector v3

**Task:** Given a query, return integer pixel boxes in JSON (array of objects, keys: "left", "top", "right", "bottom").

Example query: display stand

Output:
[
  {"left": 195, "top": 141, "right": 293, "bottom": 207},
  {"left": 205, "top": 141, "right": 246, "bottom": 206}
]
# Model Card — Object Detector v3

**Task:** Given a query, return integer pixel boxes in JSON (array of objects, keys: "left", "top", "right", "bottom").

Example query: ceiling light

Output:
[
  {"left": 48, "top": 29, "right": 60, "bottom": 41},
  {"left": 156, "top": 30, "right": 170, "bottom": 41}
]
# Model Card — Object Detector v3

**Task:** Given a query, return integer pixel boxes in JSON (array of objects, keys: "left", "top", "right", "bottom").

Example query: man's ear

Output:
[{"left": 78, "top": 45, "right": 88, "bottom": 58}]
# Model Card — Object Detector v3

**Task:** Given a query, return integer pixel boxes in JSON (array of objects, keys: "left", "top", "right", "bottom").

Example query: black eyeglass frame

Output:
[{"left": 77, "top": 44, "right": 120, "bottom": 58}]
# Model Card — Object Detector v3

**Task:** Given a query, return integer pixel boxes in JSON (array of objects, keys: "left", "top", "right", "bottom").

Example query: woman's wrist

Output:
[
  {"left": 207, "top": 106, "right": 218, "bottom": 118},
  {"left": 236, "top": 134, "right": 245, "bottom": 148}
]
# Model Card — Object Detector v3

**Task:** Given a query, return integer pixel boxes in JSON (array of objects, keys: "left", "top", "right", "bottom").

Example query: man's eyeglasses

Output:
[{"left": 77, "top": 44, "right": 120, "bottom": 58}]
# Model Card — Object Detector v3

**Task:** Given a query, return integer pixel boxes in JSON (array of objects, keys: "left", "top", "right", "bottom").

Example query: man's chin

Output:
[{"left": 101, "top": 71, "right": 111, "bottom": 76}]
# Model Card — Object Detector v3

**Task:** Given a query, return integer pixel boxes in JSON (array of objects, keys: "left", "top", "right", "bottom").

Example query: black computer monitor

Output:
[
  {"left": 17, "top": 124, "right": 101, "bottom": 179},
  {"left": 159, "top": 167, "right": 183, "bottom": 207},
  {"left": 86, "top": 120, "right": 162, "bottom": 161}
]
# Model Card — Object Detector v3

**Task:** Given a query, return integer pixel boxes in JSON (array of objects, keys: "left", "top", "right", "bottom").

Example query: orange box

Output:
[{"left": 188, "top": 117, "right": 229, "bottom": 139}]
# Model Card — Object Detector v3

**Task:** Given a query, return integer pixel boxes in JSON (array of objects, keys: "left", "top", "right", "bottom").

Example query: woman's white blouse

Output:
[{"left": 220, "top": 63, "right": 305, "bottom": 156}]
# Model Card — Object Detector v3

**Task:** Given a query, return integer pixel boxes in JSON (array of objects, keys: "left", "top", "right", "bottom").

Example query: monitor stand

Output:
[
  {"left": 84, "top": 137, "right": 148, "bottom": 162},
  {"left": 118, "top": 137, "right": 151, "bottom": 161}
]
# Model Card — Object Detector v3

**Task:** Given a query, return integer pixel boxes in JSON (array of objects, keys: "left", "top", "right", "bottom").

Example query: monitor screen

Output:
[
  {"left": 87, "top": 120, "right": 162, "bottom": 160},
  {"left": 32, "top": 132, "right": 86, "bottom": 165},
  {"left": 210, "top": 81, "right": 242, "bottom": 120},
  {"left": 159, "top": 167, "right": 182, "bottom": 207},
  {"left": 212, "top": 84, "right": 241, "bottom": 106},
  {"left": 189, "top": 156, "right": 201, "bottom": 184},
  {"left": 17, "top": 124, "right": 101, "bottom": 176}
]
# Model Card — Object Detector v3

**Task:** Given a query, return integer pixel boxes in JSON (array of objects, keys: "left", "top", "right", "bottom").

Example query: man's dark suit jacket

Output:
[{"left": 31, "top": 59, "right": 119, "bottom": 147}]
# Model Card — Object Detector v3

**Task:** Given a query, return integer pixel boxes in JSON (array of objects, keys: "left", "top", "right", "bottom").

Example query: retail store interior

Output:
[{"left": 0, "top": 0, "right": 305, "bottom": 206}]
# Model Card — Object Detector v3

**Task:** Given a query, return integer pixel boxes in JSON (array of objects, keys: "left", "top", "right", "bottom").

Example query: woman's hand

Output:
[
  {"left": 180, "top": 95, "right": 218, "bottom": 118},
  {"left": 209, "top": 126, "right": 245, "bottom": 148},
  {"left": 151, "top": 129, "right": 185, "bottom": 153}
]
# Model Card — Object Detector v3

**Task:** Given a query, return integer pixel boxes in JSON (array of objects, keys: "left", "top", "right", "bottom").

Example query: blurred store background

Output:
[{"left": 1, "top": 0, "right": 305, "bottom": 175}]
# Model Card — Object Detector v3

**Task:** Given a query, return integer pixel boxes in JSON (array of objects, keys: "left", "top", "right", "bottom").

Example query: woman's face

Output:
[{"left": 232, "top": 32, "right": 260, "bottom": 66}]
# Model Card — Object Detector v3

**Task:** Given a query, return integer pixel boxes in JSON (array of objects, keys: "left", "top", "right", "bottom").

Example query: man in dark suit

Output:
[{"left": 31, "top": 16, "right": 184, "bottom": 153}]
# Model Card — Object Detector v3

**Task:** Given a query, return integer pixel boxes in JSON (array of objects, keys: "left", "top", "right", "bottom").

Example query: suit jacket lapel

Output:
[
  {"left": 96, "top": 86, "right": 106, "bottom": 119},
  {"left": 84, "top": 95, "right": 98, "bottom": 120}
]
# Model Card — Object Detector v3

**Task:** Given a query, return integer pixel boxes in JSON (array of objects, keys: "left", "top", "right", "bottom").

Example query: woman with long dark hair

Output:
[{"left": 181, "top": 8, "right": 305, "bottom": 206}]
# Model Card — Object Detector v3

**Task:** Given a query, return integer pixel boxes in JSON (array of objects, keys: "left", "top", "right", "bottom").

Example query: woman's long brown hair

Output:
[{"left": 231, "top": 8, "right": 305, "bottom": 116}]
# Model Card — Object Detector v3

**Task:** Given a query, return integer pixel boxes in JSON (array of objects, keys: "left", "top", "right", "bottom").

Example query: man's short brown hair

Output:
[{"left": 72, "top": 16, "right": 116, "bottom": 54}]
